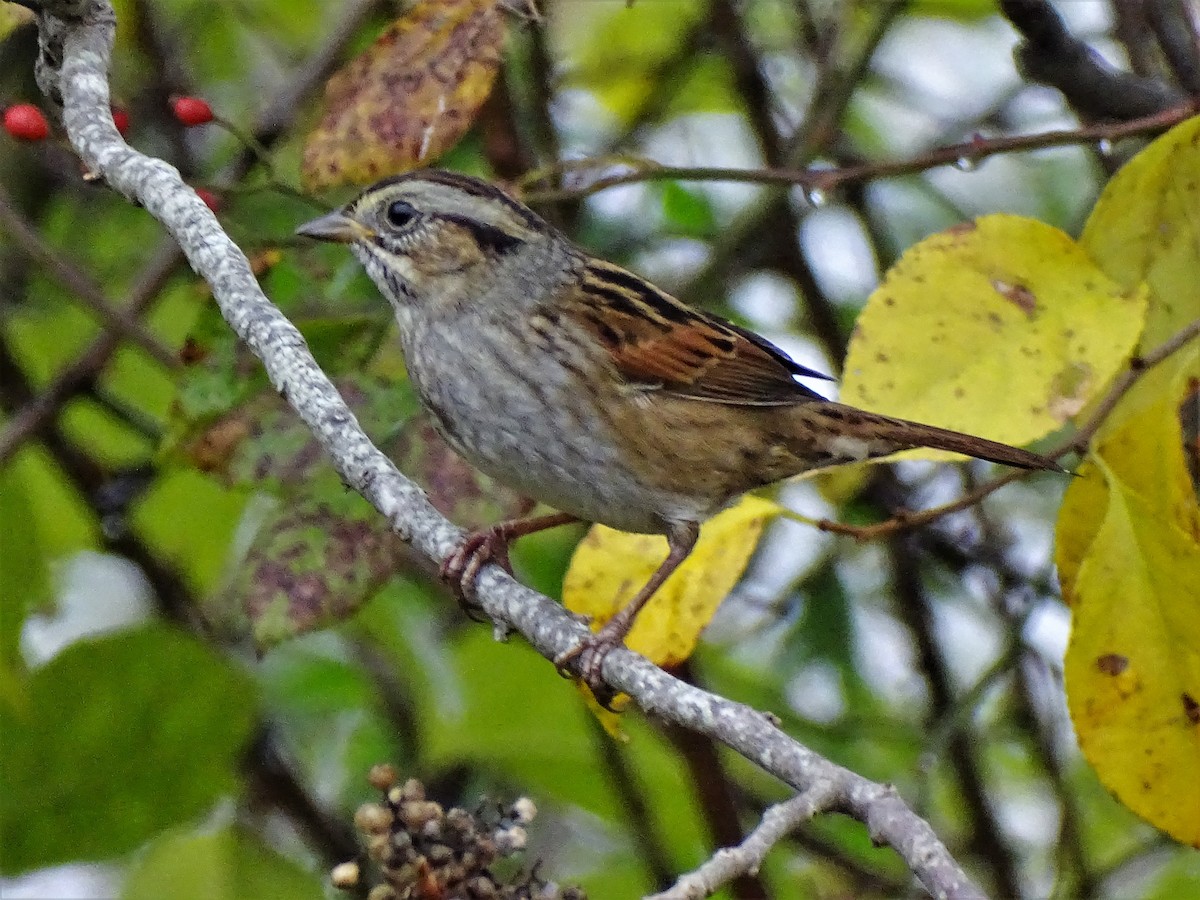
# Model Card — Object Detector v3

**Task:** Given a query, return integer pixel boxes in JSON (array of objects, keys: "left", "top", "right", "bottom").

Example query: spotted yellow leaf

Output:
[
  {"left": 842, "top": 214, "right": 1148, "bottom": 458},
  {"left": 1081, "top": 115, "right": 1200, "bottom": 355},
  {"left": 302, "top": 0, "right": 506, "bottom": 190},
  {"left": 1079, "top": 114, "right": 1200, "bottom": 441},
  {"left": 563, "top": 496, "right": 781, "bottom": 669},
  {"left": 1053, "top": 458, "right": 1107, "bottom": 608},
  {"left": 1061, "top": 375, "right": 1200, "bottom": 846},
  {"left": 1057, "top": 115, "right": 1200, "bottom": 847}
]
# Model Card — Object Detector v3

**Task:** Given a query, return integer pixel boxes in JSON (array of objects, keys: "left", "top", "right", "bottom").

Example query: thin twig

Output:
[
  {"left": 0, "top": 241, "right": 181, "bottom": 466},
  {"left": 523, "top": 103, "right": 1197, "bottom": 204},
  {"left": 648, "top": 785, "right": 838, "bottom": 900},
  {"left": 0, "top": 185, "right": 179, "bottom": 368}
]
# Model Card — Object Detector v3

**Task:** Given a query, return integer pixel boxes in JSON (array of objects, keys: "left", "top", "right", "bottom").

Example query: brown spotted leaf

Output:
[
  {"left": 182, "top": 382, "right": 530, "bottom": 646},
  {"left": 391, "top": 414, "right": 534, "bottom": 530},
  {"left": 224, "top": 411, "right": 533, "bottom": 648},
  {"left": 181, "top": 377, "right": 419, "bottom": 492},
  {"left": 301, "top": 0, "right": 507, "bottom": 190},
  {"left": 232, "top": 490, "right": 417, "bottom": 648},
  {"left": 170, "top": 304, "right": 530, "bottom": 646}
]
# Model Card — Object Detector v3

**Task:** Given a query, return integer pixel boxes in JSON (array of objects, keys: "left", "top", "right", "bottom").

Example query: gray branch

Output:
[
  {"left": 650, "top": 785, "right": 839, "bottom": 899},
  {"left": 31, "top": 2, "right": 987, "bottom": 898}
]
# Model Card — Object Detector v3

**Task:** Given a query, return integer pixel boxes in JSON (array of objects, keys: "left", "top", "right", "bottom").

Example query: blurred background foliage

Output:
[{"left": 2, "top": 0, "right": 1198, "bottom": 898}]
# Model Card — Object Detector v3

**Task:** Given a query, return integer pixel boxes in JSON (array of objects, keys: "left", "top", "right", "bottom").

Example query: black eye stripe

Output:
[{"left": 438, "top": 213, "right": 523, "bottom": 255}]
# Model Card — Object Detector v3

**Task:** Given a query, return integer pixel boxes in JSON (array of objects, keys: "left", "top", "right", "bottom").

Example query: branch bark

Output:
[
  {"left": 649, "top": 786, "right": 838, "bottom": 900},
  {"left": 999, "top": 0, "right": 1186, "bottom": 119},
  {"left": 31, "top": 3, "right": 987, "bottom": 897},
  {"left": 522, "top": 103, "right": 1197, "bottom": 204}
]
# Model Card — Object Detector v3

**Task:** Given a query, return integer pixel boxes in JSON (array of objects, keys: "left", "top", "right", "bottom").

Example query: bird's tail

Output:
[{"left": 792, "top": 401, "right": 1064, "bottom": 472}]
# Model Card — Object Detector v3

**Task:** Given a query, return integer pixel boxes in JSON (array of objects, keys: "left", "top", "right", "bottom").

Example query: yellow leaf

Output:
[
  {"left": 1081, "top": 116, "right": 1200, "bottom": 354},
  {"left": 1065, "top": 491, "right": 1200, "bottom": 847},
  {"left": 581, "top": 688, "right": 631, "bottom": 741},
  {"left": 841, "top": 215, "right": 1148, "bottom": 457},
  {"left": 301, "top": 0, "right": 506, "bottom": 190},
  {"left": 1058, "top": 360, "right": 1198, "bottom": 606},
  {"left": 813, "top": 463, "right": 872, "bottom": 507},
  {"left": 1079, "top": 115, "right": 1200, "bottom": 440},
  {"left": 563, "top": 496, "right": 781, "bottom": 668},
  {"left": 1054, "top": 460, "right": 1106, "bottom": 607},
  {"left": 0, "top": 4, "right": 34, "bottom": 41},
  {"left": 1061, "top": 372, "right": 1200, "bottom": 846}
]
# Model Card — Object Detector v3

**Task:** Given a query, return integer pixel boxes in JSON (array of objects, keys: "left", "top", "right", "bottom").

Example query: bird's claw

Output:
[
  {"left": 440, "top": 528, "right": 514, "bottom": 621},
  {"left": 554, "top": 632, "right": 624, "bottom": 709}
]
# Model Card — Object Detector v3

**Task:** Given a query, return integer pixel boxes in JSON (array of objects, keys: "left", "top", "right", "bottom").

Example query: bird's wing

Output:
[{"left": 569, "top": 259, "right": 830, "bottom": 406}]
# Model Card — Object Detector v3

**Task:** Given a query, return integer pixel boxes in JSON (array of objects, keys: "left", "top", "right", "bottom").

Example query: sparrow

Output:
[{"left": 297, "top": 169, "right": 1060, "bottom": 685}]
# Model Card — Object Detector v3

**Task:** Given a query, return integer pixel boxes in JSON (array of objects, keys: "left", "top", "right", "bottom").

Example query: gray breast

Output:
[{"left": 399, "top": 316, "right": 669, "bottom": 533}]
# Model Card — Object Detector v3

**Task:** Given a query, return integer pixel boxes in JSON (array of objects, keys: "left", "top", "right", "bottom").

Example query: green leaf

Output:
[
  {"left": 1143, "top": 851, "right": 1200, "bottom": 900},
  {"left": 910, "top": 0, "right": 997, "bottom": 20},
  {"left": 257, "top": 635, "right": 399, "bottom": 810},
  {"left": 0, "top": 465, "right": 50, "bottom": 677},
  {"left": 659, "top": 182, "right": 718, "bottom": 239},
  {"left": 177, "top": 365, "right": 528, "bottom": 646},
  {"left": 0, "top": 4, "right": 34, "bottom": 40},
  {"left": 562, "top": 0, "right": 735, "bottom": 122},
  {"left": 0, "top": 626, "right": 258, "bottom": 874},
  {"left": 122, "top": 826, "right": 323, "bottom": 900}
]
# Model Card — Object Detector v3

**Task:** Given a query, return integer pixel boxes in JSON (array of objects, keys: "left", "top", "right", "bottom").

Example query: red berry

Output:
[
  {"left": 4, "top": 104, "right": 49, "bottom": 141},
  {"left": 195, "top": 188, "right": 220, "bottom": 212},
  {"left": 172, "top": 97, "right": 213, "bottom": 126},
  {"left": 112, "top": 106, "right": 130, "bottom": 136}
]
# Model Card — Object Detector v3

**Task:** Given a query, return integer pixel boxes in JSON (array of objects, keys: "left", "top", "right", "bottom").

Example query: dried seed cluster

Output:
[{"left": 333, "top": 765, "right": 586, "bottom": 900}]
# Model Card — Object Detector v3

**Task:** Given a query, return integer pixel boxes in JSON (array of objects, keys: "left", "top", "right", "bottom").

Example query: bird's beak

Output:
[{"left": 295, "top": 210, "right": 373, "bottom": 243}]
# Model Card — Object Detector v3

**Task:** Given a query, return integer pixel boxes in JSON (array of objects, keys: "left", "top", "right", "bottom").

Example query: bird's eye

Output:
[{"left": 385, "top": 200, "right": 417, "bottom": 229}]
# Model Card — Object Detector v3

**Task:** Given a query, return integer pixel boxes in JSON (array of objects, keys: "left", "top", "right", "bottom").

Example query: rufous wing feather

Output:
[{"left": 572, "top": 259, "right": 829, "bottom": 405}]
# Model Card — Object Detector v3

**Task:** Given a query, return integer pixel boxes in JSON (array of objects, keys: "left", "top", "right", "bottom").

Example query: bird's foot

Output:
[
  {"left": 554, "top": 627, "right": 627, "bottom": 708},
  {"left": 440, "top": 527, "right": 514, "bottom": 621}
]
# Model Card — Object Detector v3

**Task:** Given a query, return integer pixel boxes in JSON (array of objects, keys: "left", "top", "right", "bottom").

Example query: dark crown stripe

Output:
[{"left": 412, "top": 170, "right": 544, "bottom": 231}]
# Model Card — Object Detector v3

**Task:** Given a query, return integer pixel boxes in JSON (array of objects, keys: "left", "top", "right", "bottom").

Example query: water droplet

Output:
[
  {"left": 100, "top": 513, "right": 127, "bottom": 541},
  {"left": 1097, "top": 137, "right": 1114, "bottom": 157},
  {"left": 954, "top": 155, "right": 977, "bottom": 172},
  {"left": 805, "top": 186, "right": 827, "bottom": 208}
]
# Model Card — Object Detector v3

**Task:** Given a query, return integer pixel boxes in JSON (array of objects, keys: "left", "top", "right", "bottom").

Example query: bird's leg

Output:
[
  {"left": 441, "top": 512, "right": 579, "bottom": 618},
  {"left": 556, "top": 522, "right": 700, "bottom": 690}
]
